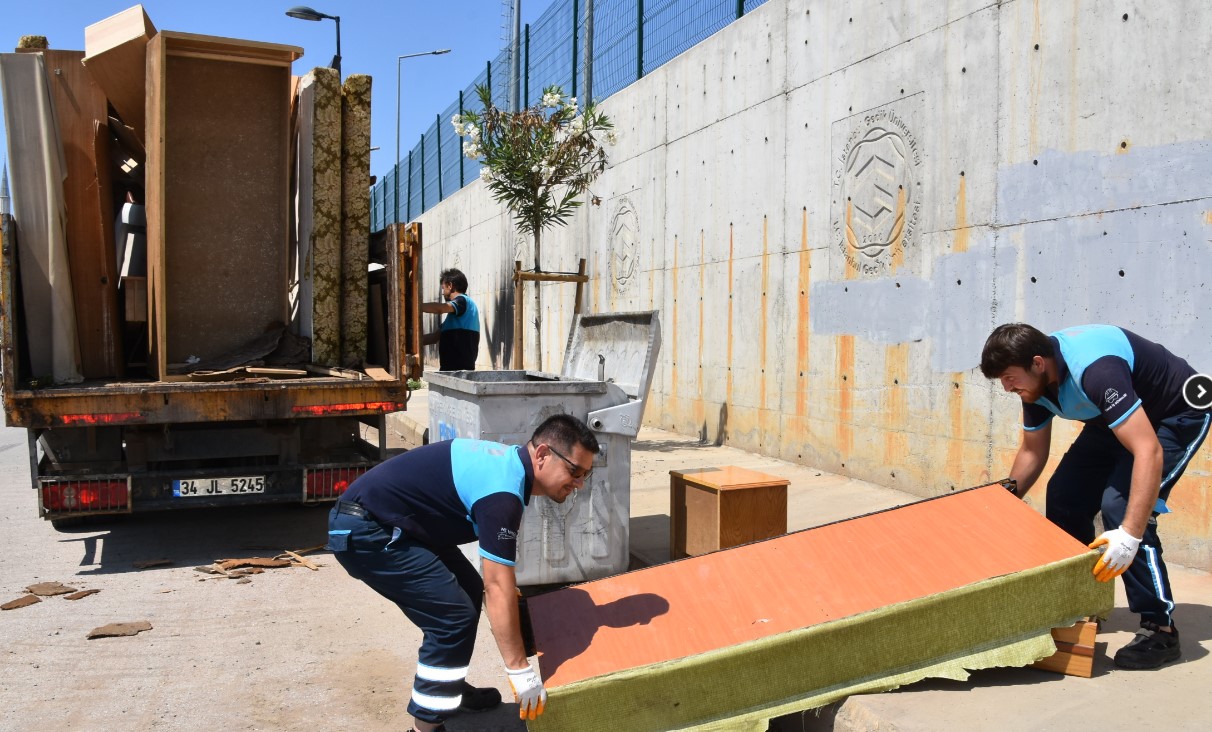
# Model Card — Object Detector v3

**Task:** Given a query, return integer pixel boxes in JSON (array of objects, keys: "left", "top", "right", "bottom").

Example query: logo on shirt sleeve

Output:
[
  {"left": 497, "top": 528, "right": 517, "bottom": 542},
  {"left": 1103, "top": 388, "right": 1128, "bottom": 412}
]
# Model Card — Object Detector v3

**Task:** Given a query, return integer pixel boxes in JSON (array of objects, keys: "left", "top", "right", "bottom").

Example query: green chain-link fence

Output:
[{"left": 370, "top": 0, "right": 769, "bottom": 230}]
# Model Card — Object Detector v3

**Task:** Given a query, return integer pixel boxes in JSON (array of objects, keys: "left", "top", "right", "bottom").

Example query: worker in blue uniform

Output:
[
  {"left": 421, "top": 268, "right": 480, "bottom": 371},
  {"left": 981, "top": 323, "right": 1209, "bottom": 669},
  {"left": 326, "top": 413, "right": 599, "bottom": 730}
]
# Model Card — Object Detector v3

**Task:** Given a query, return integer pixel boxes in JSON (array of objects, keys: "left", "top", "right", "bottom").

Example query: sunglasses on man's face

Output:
[{"left": 539, "top": 442, "right": 593, "bottom": 481}]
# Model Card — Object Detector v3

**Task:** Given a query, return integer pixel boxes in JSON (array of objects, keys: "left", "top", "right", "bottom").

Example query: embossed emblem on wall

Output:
[
  {"left": 831, "top": 104, "right": 924, "bottom": 275},
  {"left": 609, "top": 197, "right": 640, "bottom": 292}
]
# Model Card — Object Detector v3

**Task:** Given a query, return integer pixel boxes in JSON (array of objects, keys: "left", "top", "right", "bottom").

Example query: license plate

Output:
[{"left": 173, "top": 476, "right": 265, "bottom": 497}]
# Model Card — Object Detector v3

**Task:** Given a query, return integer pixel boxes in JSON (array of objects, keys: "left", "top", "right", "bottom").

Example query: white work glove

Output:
[
  {"left": 1088, "top": 526, "right": 1142, "bottom": 582},
  {"left": 506, "top": 664, "right": 547, "bottom": 720}
]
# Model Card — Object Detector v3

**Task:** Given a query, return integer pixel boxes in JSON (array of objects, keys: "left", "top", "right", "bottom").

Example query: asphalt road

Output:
[{"left": 0, "top": 424, "right": 524, "bottom": 732}]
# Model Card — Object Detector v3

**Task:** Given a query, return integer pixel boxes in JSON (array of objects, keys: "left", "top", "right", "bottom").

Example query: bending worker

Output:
[
  {"left": 326, "top": 414, "right": 599, "bottom": 730},
  {"left": 421, "top": 267, "right": 480, "bottom": 371},
  {"left": 980, "top": 323, "right": 1209, "bottom": 670}
]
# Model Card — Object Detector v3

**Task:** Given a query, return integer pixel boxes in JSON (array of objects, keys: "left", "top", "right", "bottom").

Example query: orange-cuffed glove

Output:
[
  {"left": 506, "top": 664, "right": 547, "bottom": 720},
  {"left": 1088, "top": 526, "right": 1142, "bottom": 582}
]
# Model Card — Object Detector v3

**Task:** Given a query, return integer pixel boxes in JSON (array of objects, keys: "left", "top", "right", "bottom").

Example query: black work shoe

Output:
[
  {"left": 458, "top": 682, "right": 502, "bottom": 712},
  {"left": 1114, "top": 621, "right": 1181, "bottom": 669}
]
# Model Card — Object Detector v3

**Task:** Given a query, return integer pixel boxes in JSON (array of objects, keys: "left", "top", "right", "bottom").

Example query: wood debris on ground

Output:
[
  {"left": 26, "top": 581, "right": 78, "bottom": 596},
  {"left": 2, "top": 595, "right": 41, "bottom": 610},
  {"left": 87, "top": 620, "right": 152, "bottom": 639},
  {"left": 193, "top": 548, "right": 323, "bottom": 580},
  {"left": 65, "top": 589, "right": 102, "bottom": 601}
]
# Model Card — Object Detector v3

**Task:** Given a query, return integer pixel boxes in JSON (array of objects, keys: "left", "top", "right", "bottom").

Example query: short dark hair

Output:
[
  {"left": 441, "top": 268, "right": 468, "bottom": 294},
  {"left": 531, "top": 414, "right": 599, "bottom": 456},
  {"left": 980, "top": 323, "right": 1054, "bottom": 378}
]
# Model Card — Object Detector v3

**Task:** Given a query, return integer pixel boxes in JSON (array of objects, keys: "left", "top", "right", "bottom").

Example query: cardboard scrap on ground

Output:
[
  {"left": 88, "top": 620, "right": 152, "bottom": 639},
  {"left": 65, "top": 589, "right": 102, "bottom": 601},
  {"left": 2, "top": 595, "right": 41, "bottom": 610},
  {"left": 26, "top": 581, "right": 78, "bottom": 596},
  {"left": 194, "top": 549, "right": 324, "bottom": 579},
  {"left": 217, "top": 557, "right": 292, "bottom": 570}
]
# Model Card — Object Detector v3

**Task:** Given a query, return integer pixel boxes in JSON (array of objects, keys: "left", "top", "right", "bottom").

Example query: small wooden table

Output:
[{"left": 670, "top": 466, "right": 789, "bottom": 559}]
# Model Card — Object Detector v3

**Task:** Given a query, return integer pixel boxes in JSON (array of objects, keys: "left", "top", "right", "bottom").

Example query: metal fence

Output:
[{"left": 370, "top": 0, "right": 770, "bottom": 230}]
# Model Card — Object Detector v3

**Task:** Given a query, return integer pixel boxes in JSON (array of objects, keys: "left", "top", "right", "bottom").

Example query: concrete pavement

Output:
[{"left": 388, "top": 387, "right": 1211, "bottom": 731}]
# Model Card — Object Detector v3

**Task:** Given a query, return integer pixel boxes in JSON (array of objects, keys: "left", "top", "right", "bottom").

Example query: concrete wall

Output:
[{"left": 414, "top": 0, "right": 1212, "bottom": 569}]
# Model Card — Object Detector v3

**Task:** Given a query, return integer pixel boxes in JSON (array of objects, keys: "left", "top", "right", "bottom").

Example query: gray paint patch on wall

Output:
[
  {"left": 997, "top": 142, "right": 1212, "bottom": 226},
  {"left": 1016, "top": 201, "right": 1212, "bottom": 370},
  {"left": 810, "top": 277, "right": 930, "bottom": 344},
  {"left": 927, "top": 239, "right": 1013, "bottom": 373}
]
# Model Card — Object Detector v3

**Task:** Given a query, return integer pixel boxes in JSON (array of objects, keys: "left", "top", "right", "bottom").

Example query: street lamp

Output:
[
  {"left": 285, "top": 6, "right": 341, "bottom": 74},
  {"left": 396, "top": 49, "right": 451, "bottom": 224}
]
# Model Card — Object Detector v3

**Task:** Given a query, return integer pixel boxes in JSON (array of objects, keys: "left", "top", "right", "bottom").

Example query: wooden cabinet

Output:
[
  {"left": 670, "top": 466, "right": 789, "bottom": 559},
  {"left": 144, "top": 32, "right": 301, "bottom": 378}
]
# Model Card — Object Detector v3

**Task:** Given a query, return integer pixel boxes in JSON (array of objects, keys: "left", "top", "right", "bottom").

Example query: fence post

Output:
[
  {"left": 419, "top": 133, "right": 426, "bottom": 214},
  {"left": 406, "top": 150, "right": 413, "bottom": 221},
  {"left": 571, "top": 0, "right": 578, "bottom": 98},
  {"left": 584, "top": 0, "right": 594, "bottom": 105},
  {"left": 435, "top": 113, "right": 444, "bottom": 202},
  {"left": 637, "top": 0, "right": 644, "bottom": 80},
  {"left": 737, "top": 0, "right": 744, "bottom": 19},
  {"left": 487, "top": 60, "right": 493, "bottom": 103},
  {"left": 458, "top": 90, "right": 465, "bottom": 187},
  {"left": 524, "top": 24, "right": 530, "bottom": 106}
]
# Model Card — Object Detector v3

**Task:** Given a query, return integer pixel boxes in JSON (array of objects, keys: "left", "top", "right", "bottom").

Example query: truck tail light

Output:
[
  {"left": 41, "top": 479, "right": 130, "bottom": 513},
  {"left": 305, "top": 466, "right": 368, "bottom": 500}
]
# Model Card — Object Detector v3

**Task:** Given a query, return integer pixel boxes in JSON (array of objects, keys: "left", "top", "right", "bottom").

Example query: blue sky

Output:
[{"left": 0, "top": 0, "right": 546, "bottom": 181}]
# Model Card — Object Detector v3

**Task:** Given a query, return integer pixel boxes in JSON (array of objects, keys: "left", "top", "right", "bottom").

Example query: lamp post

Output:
[
  {"left": 285, "top": 6, "right": 342, "bottom": 74},
  {"left": 396, "top": 49, "right": 450, "bottom": 224}
]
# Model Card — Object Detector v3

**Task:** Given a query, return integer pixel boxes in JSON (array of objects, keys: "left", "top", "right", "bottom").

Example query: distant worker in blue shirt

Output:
[
  {"left": 326, "top": 414, "right": 599, "bottom": 730},
  {"left": 422, "top": 268, "right": 480, "bottom": 371},
  {"left": 981, "top": 323, "right": 1209, "bottom": 670}
]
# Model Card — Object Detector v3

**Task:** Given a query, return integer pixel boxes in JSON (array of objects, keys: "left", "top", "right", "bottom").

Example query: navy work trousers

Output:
[
  {"left": 328, "top": 507, "right": 483, "bottom": 724},
  {"left": 1046, "top": 411, "right": 1210, "bottom": 626}
]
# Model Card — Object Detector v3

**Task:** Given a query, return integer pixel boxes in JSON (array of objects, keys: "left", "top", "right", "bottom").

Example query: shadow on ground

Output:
[{"left": 54, "top": 503, "right": 333, "bottom": 575}]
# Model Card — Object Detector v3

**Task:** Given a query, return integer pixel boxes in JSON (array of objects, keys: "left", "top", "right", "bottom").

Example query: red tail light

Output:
[
  {"left": 306, "top": 466, "right": 368, "bottom": 500},
  {"left": 41, "top": 480, "right": 129, "bottom": 513}
]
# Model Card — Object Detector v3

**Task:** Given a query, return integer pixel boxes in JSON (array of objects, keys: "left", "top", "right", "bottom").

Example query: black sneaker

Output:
[
  {"left": 1114, "top": 621, "right": 1181, "bottom": 669},
  {"left": 458, "top": 682, "right": 502, "bottom": 712}
]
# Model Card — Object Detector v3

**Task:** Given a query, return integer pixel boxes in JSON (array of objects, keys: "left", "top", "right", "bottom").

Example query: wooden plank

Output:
[
  {"left": 515, "top": 270, "right": 590, "bottom": 284},
  {"left": 145, "top": 34, "right": 167, "bottom": 378},
  {"left": 155, "top": 31, "right": 301, "bottom": 65},
  {"left": 40, "top": 49, "right": 123, "bottom": 379},
  {"left": 363, "top": 366, "right": 392, "bottom": 382},
  {"left": 1031, "top": 648, "right": 1094, "bottom": 677},
  {"left": 1029, "top": 620, "right": 1098, "bottom": 677},
  {"left": 1051, "top": 619, "right": 1098, "bottom": 647},
  {"left": 83, "top": 5, "right": 157, "bottom": 142},
  {"left": 404, "top": 223, "right": 422, "bottom": 380},
  {"left": 513, "top": 260, "right": 523, "bottom": 368}
]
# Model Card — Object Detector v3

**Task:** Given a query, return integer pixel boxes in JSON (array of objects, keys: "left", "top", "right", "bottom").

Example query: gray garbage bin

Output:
[{"left": 426, "top": 311, "right": 661, "bottom": 585}]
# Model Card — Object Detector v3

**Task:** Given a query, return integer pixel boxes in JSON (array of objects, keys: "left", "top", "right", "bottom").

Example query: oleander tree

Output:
[{"left": 454, "top": 84, "right": 615, "bottom": 369}]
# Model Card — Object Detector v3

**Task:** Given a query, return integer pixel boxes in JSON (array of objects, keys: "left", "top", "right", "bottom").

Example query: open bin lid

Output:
[{"left": 561, "top": 311, "right": 661, "bottom": 402}]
